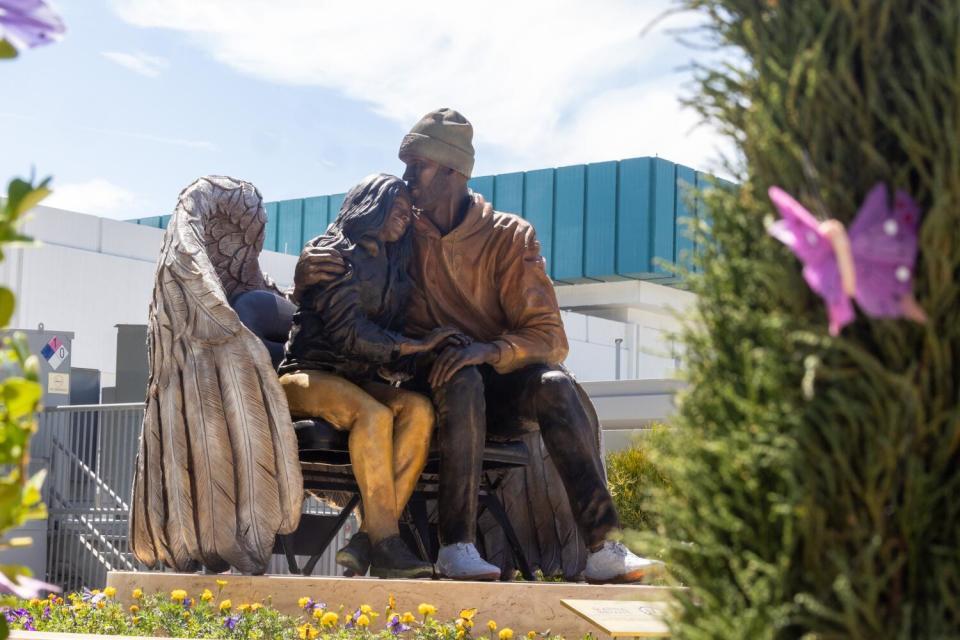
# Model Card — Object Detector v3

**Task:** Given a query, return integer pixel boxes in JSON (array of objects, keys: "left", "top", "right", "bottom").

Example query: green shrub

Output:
[
  {"left": 605, "top": 424, "right": 672, "bottom": 533},
  {"left": 649, "top": 2, "right": 960, "bottom": 637}
]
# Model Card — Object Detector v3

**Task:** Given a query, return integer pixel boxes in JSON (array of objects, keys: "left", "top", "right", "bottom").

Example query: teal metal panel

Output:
[
  {"left": 277, "top": 199, "right": 304, "bottom": 255},
  {"left": 302, "top": 195, "right": 330, "bottom": 242},
  {"left": 329, "top": 193, "right": 346, "bottom": 222},
  {"left": 552, "top": 164, "right": 586, "bottom": 282},
  {"left": 493, "top": 172, "right": 523, "bottom": 215},
  {"left": 522, "top": 169, "right": 555, "bottom": 277},
  {"left": 675, "top": 165, "right": 697, "bottom": 274},
  {"left": 616, "top": 157, "right": 654, "bottom": 278},
  {"left": 263, "top": 202, "right": 278, "bottom": 252},
  {"left": 139, "top": 216, "right": 161, "bottom": 228},
  {"left": 158, "top": 215, "right": 172, "bottom": 229},
  {"left": 651, "top": 158, "right": 677, "bottom": 276},
  {"left": 468, "top": 176, "right": 495, "bottom": 202},
  {"left": 584, "top": 161, "right": 618, "bottom": 280}
]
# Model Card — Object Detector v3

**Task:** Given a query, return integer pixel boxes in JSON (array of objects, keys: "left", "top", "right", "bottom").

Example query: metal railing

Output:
[{"left": 39, "top": 403, "right": 351, "bottom": 590}]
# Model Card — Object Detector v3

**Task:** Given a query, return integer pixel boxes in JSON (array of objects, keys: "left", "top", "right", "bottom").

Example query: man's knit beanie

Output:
[{"left": 398, "top": 108, "right": 475, "bottom": 178}]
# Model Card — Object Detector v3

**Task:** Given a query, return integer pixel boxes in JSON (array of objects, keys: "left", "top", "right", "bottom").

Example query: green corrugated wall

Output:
[{"left": 129, "top": 156, "right": 719, "bottom": 283}]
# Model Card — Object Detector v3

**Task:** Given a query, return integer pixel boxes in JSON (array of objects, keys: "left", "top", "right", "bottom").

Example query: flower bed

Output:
[{"left": 2, "top": 583, "right": 566, "bottom": 640}]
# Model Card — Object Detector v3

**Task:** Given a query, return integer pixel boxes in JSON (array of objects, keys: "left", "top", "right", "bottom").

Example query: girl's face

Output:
[{"left": 378, "top": 192, "right": 412, "bottom": 243}]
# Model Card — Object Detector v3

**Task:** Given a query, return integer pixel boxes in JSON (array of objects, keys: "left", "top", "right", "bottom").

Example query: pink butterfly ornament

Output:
[{"left": 767, "top": 183, "right": 926, "bottom": 336}]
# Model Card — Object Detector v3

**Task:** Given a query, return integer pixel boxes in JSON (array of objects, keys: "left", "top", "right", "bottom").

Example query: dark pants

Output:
[
  {"left": 232, "top": 289, "right": 296, "bottom": 369},
  {"left": 424, "top": 364, "right": 621, "bottom": 549}
]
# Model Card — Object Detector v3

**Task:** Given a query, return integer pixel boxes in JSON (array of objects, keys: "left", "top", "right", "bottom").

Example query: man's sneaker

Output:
[
  {"left": 336, "top": 532, "right": 371, "bottom": 576},
  {"left": 584, "top": 540, "right": 664, "bottom": 584},
  {"left": 436, "top": 542, "right": 501, "bottom": 581},
  {"left": 369, "top": 535, "right": 434, "bottom": 579}
]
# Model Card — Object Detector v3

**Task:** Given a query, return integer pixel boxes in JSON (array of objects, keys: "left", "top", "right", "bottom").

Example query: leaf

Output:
[
  {"left": 0, "top": 287, "right": 13, "bottom": 328},
  {"left": 1, "top": 377, "right": 41, "bottom": 420},
  {"left": 4, "top": 176, "right": 51, "bottom": 221},
  {"left": 0, "top": 39, "right": 16, "bottom": 59}
]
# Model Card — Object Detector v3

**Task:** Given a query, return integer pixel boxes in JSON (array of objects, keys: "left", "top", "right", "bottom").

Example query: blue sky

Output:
[{"left": 2, "top": 1, "right": 732, "bottom": 220}]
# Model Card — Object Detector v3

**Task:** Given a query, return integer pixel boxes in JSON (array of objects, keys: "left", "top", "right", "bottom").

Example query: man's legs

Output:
[
  {"left": 431, "top": 366, "right": 487, "bottom": 544},
  {"left": 490, "top": 365, "right": 660, "bottom": 583},
  {"left": 514, "top": 368, "right": 619, "bottom": 547},
  {"left": 429, "top": 366, "right": 501, "bottom": 579}
]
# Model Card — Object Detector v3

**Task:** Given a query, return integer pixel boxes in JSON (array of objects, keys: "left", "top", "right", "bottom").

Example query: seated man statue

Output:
[{"left": 300, "top": 108, "right": 662, "bottom": 583}]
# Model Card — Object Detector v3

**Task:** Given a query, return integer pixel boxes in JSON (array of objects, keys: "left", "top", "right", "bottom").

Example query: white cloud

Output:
[
  {"left": 110, "top": 0, "right": 731, "bottom": 171},
  {"left": 101, "top": 50, "right": 169, "bottom": 77},
  {"left": 45, "top": 178, "right": 138, "bottom": 218}
]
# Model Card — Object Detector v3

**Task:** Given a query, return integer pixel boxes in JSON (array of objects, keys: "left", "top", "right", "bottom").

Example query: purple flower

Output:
[
  {"left": 2, "top": 607, "right": 36, "bottom": 630},
  {"left": 388, "top": 614, "right": 412, "bottom": 635},
  {"left": 0, "top": 0, "right": 65, "bottom": 51},
  {"left": 183, "top": 597, "right": 193, "bottom": 608},
  {"left": 80, "top": 587, "right": 105, "bottom": 604},
  {"left": 42, "top": 605, "right": 50, "bottom": 620},
  {"left": 223, "top": 614, "right": 240, "bottom": 630}
]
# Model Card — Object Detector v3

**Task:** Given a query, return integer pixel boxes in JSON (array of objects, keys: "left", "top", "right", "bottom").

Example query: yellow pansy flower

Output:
[
  {"left": 357, "top": 614, "right": 371, "bottom": 627},
  {"left": 527, "top": 632, "right": 537, "bottom": 639},
  {"left": 104, "top": 587, "right": 117, "bottom": 598},
  {"left": 251, "top": 603, "right": 263, "bottom": 612},
  {"left": 28, "top": 598, "right": 41, "bottom": 606},
  {"left": 130, "top": 605, "right": 140, "bottom": 614},
  {"left": 299, "top": 597, "right": 312, "bottom": 609},
  {"left": 96, "top": 601, "right": 105, "bottom": 609},
  {"left": 298, "top": 623, "right": 319, "bottom": 640},
  {"left": 418, "top": 603, "right": 437, "bottom": 617},
  {"left": 219, "top": 599, "right": 232, "bottom": 612},
  {"left": 487, "top": 620, "right": 498, "bottom": 632},
  {"left": 201, "top": 589, "right": 214, "bottom": 602},
  {"left": 360, "top": 604, "right": 374, "bottom": 615},
  {"left": 401, "top": 611, "right": 416, "bottom": 624},
  {"left": 132, "top": 616, "right": 140, "bottom": 625},
  {"left": 132, "top": 588, "right": 143, "bottom": 600},
  {"left": 170, "top": 589, "right": 188, "bottom": 602},
  {"left": 238, "top": 603, "right": 251, "bottom": 613},
  {"left": 321, "top": 611, "right": 339, "bottom": 627},
  {"left": 457, "top": 631, "right": 466, "bottom": 640},
  {"left": 460, "top": 608, "right": 478, "bottom": 621},
  {"left": 182, "top": 610, "right": 191, "bottom": 620},
  {"left": 216, "top": 579, "right": 228, "bottom": 589},
  {"left": 499, "top": 628, "right": 514, "bottom": 640}
]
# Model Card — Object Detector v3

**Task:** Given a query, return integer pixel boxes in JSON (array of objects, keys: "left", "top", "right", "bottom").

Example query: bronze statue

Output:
[
  {"left": 130, "top": 176, "right": 303, "bottom": 575},
  {"left": 278, "top": 174, "right": 461, "bottom": 578},
  {"left": 299, "top": 108, "right": 663, "bottom": 583}
]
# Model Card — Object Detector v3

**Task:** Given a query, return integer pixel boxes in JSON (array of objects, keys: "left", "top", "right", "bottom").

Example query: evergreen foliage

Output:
[
  {"left": 652, "top": 2, "right": 960, "bottom": 637},
  {"left": 606, "top": 426, "right": 671, "bottom": 533}
]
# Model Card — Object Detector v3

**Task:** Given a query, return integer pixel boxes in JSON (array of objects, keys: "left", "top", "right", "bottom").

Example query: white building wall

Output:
[{"left": 0, "top": 205, "right": 689, "bottom": 389}]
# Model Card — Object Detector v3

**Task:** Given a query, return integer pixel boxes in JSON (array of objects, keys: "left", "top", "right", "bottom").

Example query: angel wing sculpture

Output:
[{"left": 130, "top": 175, "right": 303, "bottom": 575}]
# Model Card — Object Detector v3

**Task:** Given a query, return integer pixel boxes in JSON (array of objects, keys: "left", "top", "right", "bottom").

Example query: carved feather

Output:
[{"left": 129, "top": 175, "right": 303, "bottom": 575}]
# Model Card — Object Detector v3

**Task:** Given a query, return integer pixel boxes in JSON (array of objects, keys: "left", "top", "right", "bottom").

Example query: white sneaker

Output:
[
  {"left": 584, "top": 540, "right": 664, "bottom": 584},
  {"left": 436, "top": 542, "right": 501, "bottom": 581}
]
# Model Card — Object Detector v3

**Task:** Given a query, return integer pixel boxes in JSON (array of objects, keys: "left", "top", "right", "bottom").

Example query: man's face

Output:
[{"left": 402, "top": 154, "right": 446, "bottom": 210}]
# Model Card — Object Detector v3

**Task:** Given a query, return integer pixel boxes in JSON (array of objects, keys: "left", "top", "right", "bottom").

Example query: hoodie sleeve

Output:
[{"left": 490, "top": 224, "right": 569, "bottom": 373}]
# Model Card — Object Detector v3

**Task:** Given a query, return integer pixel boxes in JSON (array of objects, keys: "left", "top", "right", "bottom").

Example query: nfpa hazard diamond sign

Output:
[{"left": 40, "top": 336, "right": 68, "bottom": 370}]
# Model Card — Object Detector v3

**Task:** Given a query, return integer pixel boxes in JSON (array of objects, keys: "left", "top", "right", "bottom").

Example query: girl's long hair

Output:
[{"left": 319, "top": 173, "right": 413, "bottom": 327}]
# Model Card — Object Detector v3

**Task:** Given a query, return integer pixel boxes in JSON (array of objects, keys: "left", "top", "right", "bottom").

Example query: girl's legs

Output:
[
  {"left": 362, "top": 382, "right": 435, "bottom": 518},
  {"left": 280, "top": 370, "right": 398, "bottom": 543}
]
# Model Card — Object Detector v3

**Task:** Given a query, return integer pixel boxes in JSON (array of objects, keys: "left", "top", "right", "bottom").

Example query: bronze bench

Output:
[{"left": 275, "top": 418, "right": 535, "bottom": 580}]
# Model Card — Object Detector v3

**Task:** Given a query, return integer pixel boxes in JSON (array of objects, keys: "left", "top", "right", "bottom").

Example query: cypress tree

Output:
[{"left": 651, "top": 2, "right": 960, "bottom": 637}]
